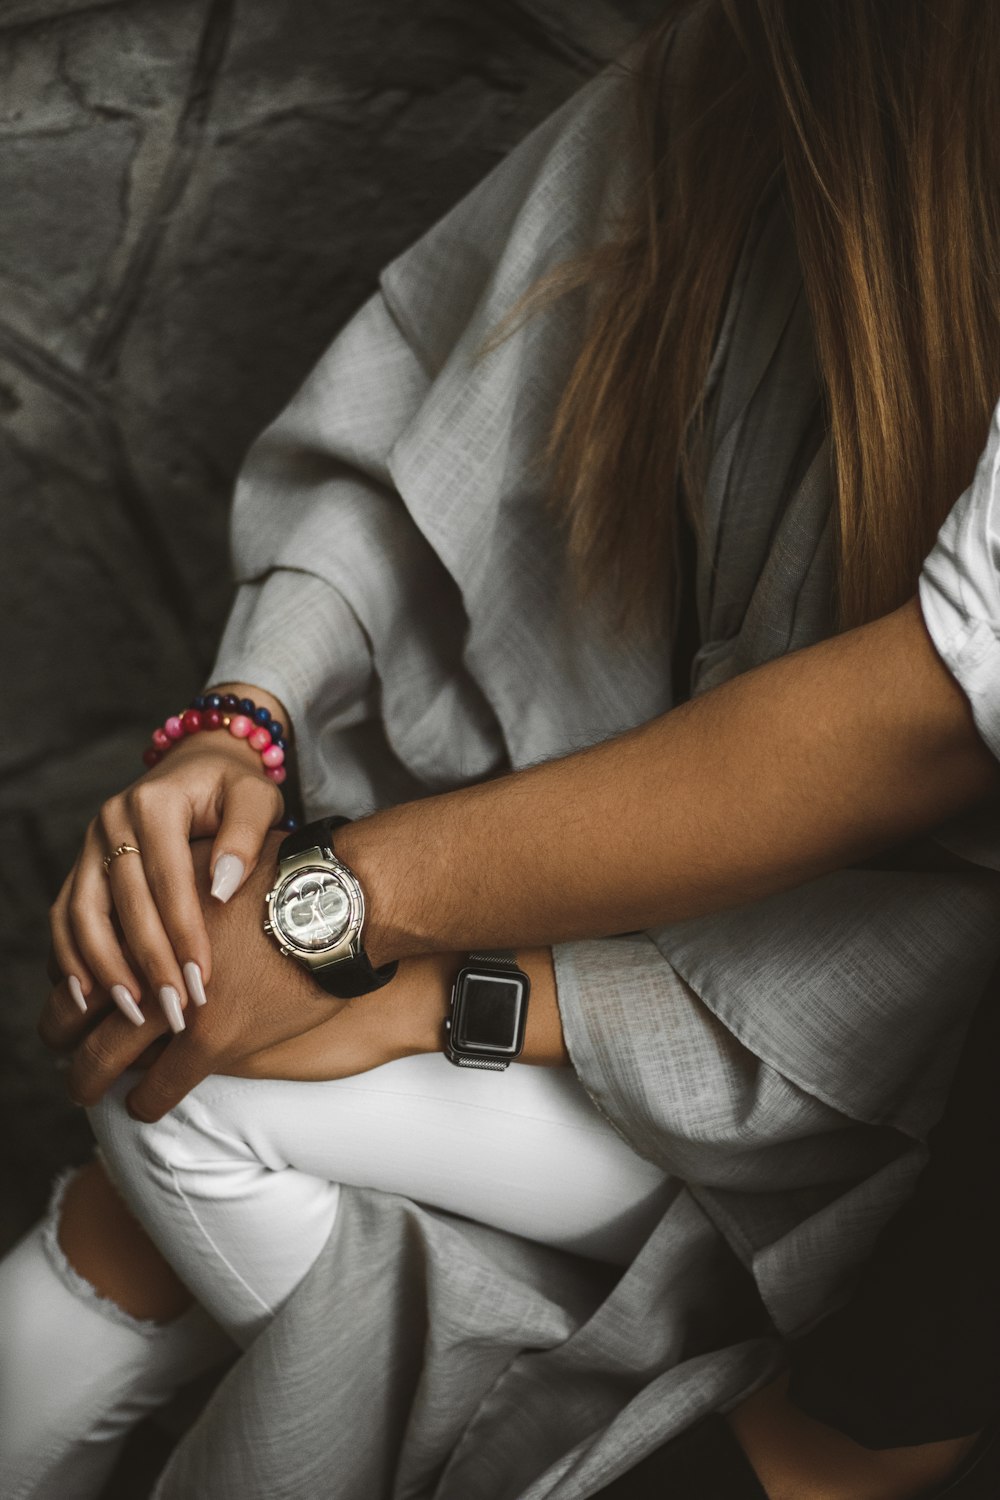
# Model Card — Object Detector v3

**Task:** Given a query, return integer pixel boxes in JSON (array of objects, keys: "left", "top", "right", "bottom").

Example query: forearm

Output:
[{"left": 339, "top": 597, "right": 1000, "bottom": 966}]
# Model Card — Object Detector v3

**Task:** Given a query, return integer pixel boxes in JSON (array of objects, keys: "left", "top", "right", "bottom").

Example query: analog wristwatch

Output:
[{"left": 263, "top": 817, "right": 397, "bottom": 999}]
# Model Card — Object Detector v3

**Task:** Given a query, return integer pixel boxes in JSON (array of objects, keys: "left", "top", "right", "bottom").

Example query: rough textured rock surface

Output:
[{"left": 1, "top": 0, "right": 658, "bottom": 1489}]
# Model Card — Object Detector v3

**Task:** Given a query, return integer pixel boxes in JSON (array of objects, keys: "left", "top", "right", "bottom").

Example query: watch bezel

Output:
[
  {"left": 264, "top": 848, "right": 364, "bottom": 968},
  {"left": 446, "top": 964, "right": 530, "bottom": 1062}
]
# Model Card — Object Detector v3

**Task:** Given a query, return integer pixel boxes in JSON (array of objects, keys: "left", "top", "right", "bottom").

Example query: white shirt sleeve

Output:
[{"left": 918, "top": 399, "right": 1000, "bottom": 760}]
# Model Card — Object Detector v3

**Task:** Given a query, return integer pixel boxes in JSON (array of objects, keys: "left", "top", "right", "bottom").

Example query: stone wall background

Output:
[{"left": 0, "top": 1, "right": 660, "bottom": 1259}]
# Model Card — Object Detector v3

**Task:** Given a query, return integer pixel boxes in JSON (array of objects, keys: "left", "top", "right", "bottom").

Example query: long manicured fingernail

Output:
[
  {"left": 67, "top": 975, "right": 88, "bottom": 1014},
  {"left": 183, "top": 961, "right": 207, "bottom": 1007},
  {"left": 211, "top": 854, "right": 245, "bottom": 903},
  {"left": 159, "top": 986, "right": 186, "bottom": 1034},
  {"left": 111, "top": 985, "right": 145, "bottom": 1028}
]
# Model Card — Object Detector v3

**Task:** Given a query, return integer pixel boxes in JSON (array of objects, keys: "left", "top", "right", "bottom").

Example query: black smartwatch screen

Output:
[
  {"left": 453, "top": 974, "right": 526, "bottom": 1051},
  {"left": 446, "top": 962, "right": 530, "bottom": 1068}
]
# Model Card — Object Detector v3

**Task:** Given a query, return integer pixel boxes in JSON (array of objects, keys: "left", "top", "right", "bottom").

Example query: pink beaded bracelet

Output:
[{"left": 143, "top": 697, "right": 287, "bottom": 784}]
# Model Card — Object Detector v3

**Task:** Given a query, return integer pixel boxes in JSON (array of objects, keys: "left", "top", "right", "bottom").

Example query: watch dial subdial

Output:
[{"left": 274, "top": 869, "right": 353, "bottom": 952}]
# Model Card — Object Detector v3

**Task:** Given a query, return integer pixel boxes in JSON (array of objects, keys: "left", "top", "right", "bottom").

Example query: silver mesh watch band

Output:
[{"left": 465, "top": 950, "right": 519, "bottom": 969}]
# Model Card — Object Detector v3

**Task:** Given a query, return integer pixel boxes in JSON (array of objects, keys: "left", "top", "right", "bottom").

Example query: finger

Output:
[
  {"left": 105, "top": 845, "right": 190, "bottom": 1034},
  {"left": 38, "top": 978, "right": 111, "bottom": 1054},
  {"left": 67, "top": 1003, "right": 170, "bottom": 1108},
  {"left": 66, "top": 820, "right": 145, "bottom": 1019},
  {"left": 122, "top": 779, "right": 212, "bottom": 999},
  {"left": 125, "top": 1030, "right": 214, "bottom": 1123},
  {"left": 45, "top": 923, "right": 92, "bottom": 1016},
  {"left": 209, "top": 774, "right": 283, "bottom": 902},
  {"left": 129, "top": 1036, "right": 172, "bottom": 1071},
  {"left": 46, "top": 941, "right": 64, "bottom": 988},
  {"left": 49, "top": 843, "right": 97, "bottom": 1006}
]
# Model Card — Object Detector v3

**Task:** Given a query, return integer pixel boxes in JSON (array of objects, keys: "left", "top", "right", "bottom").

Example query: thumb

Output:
[{"left": 210, "top": 775, "right": 283, "bottom": 903}]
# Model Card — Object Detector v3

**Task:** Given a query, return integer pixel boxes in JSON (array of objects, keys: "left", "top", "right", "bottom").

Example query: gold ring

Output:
[{"left": 102, "top": 843, "right": 142, "bottom": 874}]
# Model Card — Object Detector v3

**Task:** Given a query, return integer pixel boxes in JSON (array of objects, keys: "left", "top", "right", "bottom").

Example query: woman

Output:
[{"left": 3, "top": 0, "right": 1000, "bottom": 1495}]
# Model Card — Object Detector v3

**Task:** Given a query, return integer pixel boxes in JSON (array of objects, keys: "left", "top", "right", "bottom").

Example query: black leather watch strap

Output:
[
  {"left": 278, "top": 815, "right": 350, "bottom": 860},
  {"left": 276, "top": 816, "right": 397, "bottom": 997},
  {"left": 314, "top": 948, "right": 398, "bottom": 999}
]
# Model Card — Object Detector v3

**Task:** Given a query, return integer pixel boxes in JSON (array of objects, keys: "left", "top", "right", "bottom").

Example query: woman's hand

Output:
[
  {"left": 43, "top": 831, "right": 339, "bottom": 1113},
  {"left": 42, "top": 834, "right": 453, "bottom": 1116},
  {"left": 39, "top": 834, "right": 567, "bottom": 1118},
  {"left": 48, "top": 683, "right": 289, "bottom": 1033}
]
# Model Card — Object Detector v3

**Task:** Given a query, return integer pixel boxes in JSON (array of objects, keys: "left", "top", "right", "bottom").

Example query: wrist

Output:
[
  {"left": 378, "top": 945, "right": 565, "bottom": 1068},
  {"left": 324, "top": 952, "right": 455, "bottom": 1069},
  {"left": 518, "top": 947, "right": 567, "bottom": 1065},
  {"left": 392, "top": 953, "right": 459, "bottom": 1058},
  {"left": 147, "top": 722, "right": 282, "bottom": 791},
  {"left": 334, "top": 813, "right": 412, "bottom": 970},
  {"left": 144, "top": 687, "right": 293, "bottom": 791},
  {"left": 165, "top": 730, "right": 260, "bottom": 766}
]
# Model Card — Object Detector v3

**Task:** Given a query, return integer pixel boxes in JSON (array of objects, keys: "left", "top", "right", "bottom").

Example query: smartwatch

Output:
[
  {"left": 263, "top": 816, "right": 398, "bottom": 999},
  {"left": 444, "top": 950, "right": 531, "bottom": 1071}
]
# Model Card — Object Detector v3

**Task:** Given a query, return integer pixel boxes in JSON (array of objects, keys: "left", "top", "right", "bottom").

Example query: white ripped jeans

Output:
[{"left": 0, "top": 1055, "right": 670, "bottom": 1499}]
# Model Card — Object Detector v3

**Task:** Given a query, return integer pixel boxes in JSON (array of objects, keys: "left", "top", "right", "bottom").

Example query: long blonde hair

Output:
[{"left": 546, "top": 0, "right": 1000, "bottom": 634}]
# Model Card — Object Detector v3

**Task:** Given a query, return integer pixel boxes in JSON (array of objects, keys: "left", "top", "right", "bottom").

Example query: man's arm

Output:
[{"left": 342, "top": 598, "right": 1000, "bottom": 966}]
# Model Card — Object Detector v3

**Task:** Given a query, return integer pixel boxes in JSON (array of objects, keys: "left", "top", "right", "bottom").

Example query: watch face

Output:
[
  {"left": 453, "top": 972, "right": 528, "bottom": 1054},
  {"left": 272, "top": 867, "right": 355, "bottom": 953}
]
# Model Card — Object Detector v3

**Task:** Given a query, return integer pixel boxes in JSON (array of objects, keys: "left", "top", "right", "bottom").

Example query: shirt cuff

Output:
[
  {"left": 918, "top": 401, "right": 1000, "bottom": 761},
  {"left": 208, "top": 569, "right": 374, "bottom": 745}
]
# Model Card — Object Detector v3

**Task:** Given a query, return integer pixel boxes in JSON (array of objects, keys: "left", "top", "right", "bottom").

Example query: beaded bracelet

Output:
[{"left": 143, "top": 693, "right": 290, "bottom": 786}]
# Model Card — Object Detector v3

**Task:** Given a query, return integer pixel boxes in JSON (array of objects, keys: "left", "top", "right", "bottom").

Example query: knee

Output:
[
  {"left": 87, "top": 1073, "right": 201, "bottom": 1217},
  {"left": 87, "top": 1073, "right": 258, "bottom": 1221}
]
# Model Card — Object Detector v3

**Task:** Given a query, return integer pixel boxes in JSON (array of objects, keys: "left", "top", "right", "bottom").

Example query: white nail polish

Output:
[
  {"left": 67, "top": 975, "right": 88, "bottom": 1014},
  {"left": 211, "top": 853, "right": 245, "bottom": 903},
  {"left": 183, "top": 961, "right": 208, "bottom": 1007},
  {"left": 111, "top": 984, "right": 145, "bottom": 1028},
  {"left": 159, "top": 986, "right": 186, "bottom": 1034}
]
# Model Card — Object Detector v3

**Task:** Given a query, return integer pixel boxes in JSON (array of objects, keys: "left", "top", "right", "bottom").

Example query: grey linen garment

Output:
[{"left": 157, "top": 44, "right": 1000, "bottom": 1500}]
